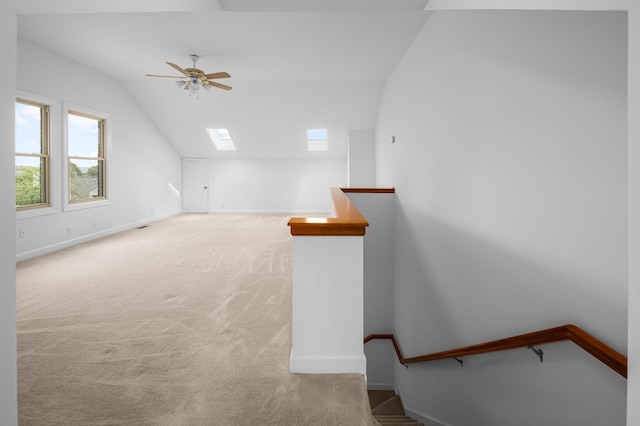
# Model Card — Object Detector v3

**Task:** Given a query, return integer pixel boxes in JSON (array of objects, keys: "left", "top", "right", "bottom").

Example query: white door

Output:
[{"left": 182, "top": 158, "right": 209, "bottom": 213}]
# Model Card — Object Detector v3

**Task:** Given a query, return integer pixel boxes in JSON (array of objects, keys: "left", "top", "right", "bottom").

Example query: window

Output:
[
  {"left": 15, "top": 98, "right": 50, "bottom": 210},
  {"left": 206, "top": 128, "right": 236, "bottom": 151},
  {"left": 307, "top": 128, "right": 328, "bottom": 152},
  {"left": 66, "top": 108, "right": 108, "bottom": 205}
]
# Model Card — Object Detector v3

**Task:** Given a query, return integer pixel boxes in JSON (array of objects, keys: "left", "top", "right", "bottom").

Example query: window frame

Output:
[
  {"left": 206, "top": 127, "right": 236, "bottom": 151},
  {"left": 307, "top": 128, "right": 328, "bottom": 152},
  {"left": 15, "top": 93, "right": 59, "bottom": 219},
  {"left": 63, "top": 102, "right": 111, "bottom": 211}
]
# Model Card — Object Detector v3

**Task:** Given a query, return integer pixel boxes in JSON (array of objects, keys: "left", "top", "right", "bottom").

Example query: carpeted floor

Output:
[{"left": 17, "top": 214, "right": 373, "bottom": 425}]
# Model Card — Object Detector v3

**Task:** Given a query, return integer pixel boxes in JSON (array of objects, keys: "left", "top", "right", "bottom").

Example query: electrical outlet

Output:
[
  {"left": 150, "top": 208, "right": 155, "bottom": 216},
  {"left": 92, "top": 221, "right": 98, "bottom": 230},
  {"left": 67, "top": 226, "right": 72, "bottom": 236},
  {"left": 19, "top": 227, "right": 26, "bottom": 238}
]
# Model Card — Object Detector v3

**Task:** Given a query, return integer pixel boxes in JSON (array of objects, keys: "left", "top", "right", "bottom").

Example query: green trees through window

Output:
[
  {"left": 67, "top": 110, "right": 106, "bottom": 203},
  {"left": 15, "top": 99, "right": 49, "bottom": 209},
  {"left": 16, "top": 98, "right": 109, "bottom": 211},
  {"left": 16, "top": 164, "right": 45, "bottom": 206}
]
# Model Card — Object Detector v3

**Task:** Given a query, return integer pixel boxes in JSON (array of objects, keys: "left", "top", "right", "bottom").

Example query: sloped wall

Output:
[
  {"left": 16, "top": 38, "right": 182, "bottom": 260},
  {"left": 375, "top": 11, "right": 627, "bottom": 426}
]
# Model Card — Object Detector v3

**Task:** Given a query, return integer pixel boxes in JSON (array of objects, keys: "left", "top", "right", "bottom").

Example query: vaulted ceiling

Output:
[{"left": 13, "top": 0, "right": 430, "bottom": 159}]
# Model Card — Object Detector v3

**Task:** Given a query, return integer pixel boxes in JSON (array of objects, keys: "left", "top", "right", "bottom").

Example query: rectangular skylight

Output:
[
  {"left": 206, "top": 128, "right": 236, "bottom": 151},
  {"left": 307, "top": 128, "right": 328, "bottom": 152}
]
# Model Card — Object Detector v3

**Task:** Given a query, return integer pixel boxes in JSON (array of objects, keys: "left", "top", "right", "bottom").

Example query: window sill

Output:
[
  {"left": 17, "top": 206, "right": 58, "bottom": 220},
  {"left": 64, "top": 198, "right": 111, "bottom": 212}
]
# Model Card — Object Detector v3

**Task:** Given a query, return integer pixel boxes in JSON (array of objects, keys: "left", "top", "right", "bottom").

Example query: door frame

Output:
[{"left": 182, "top": 158, "right": 210, "bottom": 213}]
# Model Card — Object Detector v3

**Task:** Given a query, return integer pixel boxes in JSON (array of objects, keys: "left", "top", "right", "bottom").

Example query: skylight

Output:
[
  {"left": 307, "top": 128, "right": 328, "bottom": 152},
  {"left": 206, "top": 128, "right": 236, "bottom": 151}
]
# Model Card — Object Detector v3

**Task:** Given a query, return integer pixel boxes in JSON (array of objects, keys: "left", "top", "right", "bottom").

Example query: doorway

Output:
[{"left": 182, "top": 158, "right": 209, "bottom": 213}]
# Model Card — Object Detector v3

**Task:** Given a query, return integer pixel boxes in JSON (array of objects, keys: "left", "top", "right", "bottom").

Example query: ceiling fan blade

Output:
[
  {"left": 205, "top": 81, "right": 233, "bottom": 91},
  {"left": 204, "top": 72, "right": 231, "bottom": 80},
  {"left": 166, "top": 62, "right": 189, "bottom": 76},
  {"left": 146, "top": 74, "right": 184, "bottom": 78}
]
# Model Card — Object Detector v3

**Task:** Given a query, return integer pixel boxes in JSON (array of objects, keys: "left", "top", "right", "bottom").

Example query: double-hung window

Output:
[
  {"left": 15, "top": 98, "right": 50, "bottom": 210},
  {"left": 66, "top": 108, "right": 108, "bottom": 205}
]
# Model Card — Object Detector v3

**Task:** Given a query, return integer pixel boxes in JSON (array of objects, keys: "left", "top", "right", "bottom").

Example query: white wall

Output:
[
  {"left": 628, "top": 7, "right": 640, "bottom": 425},
  {"left": 208, "top": 159, "right": 347, "bottom": 213},
  {"left": 290, "top": 235, "right": 366, "bottom": 375},
  {"left": 15, "top": 38, "right": 182, "bottom": 260},
  {"left": 347, "top": 192, "right": 396, "bottom": 388},
  {"left": 376, "top": 10, "right": 627, "bottom": 426},
  {"left": 348, "top": 129, "right": 376, "bottom": 187},
  {"left": 0, "top": 6, "right": 17, "bottom": 425}
]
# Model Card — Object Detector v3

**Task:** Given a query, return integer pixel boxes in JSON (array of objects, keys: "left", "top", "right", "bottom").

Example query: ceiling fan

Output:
[{"left": 146, "top": 54, "right": 232, "bottom": 97}]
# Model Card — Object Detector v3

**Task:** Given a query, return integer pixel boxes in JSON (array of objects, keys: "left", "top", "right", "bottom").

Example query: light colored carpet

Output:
[{"left": 17, "top": 214, "right": 373, "bottom": 425}]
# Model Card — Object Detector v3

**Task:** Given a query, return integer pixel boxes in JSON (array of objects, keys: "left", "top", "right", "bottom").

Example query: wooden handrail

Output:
[
  {"left": 340, "top": 188, "right": 396, "bottom": 194},
  {"left": 288, "top": 187, "right": 394, "bottom": 236},
  {"left": 364, "top": 324, "right": 627, "bottom": 378},
  {"left": 365, "top": 333, "right": 406, "bottom": 365}
]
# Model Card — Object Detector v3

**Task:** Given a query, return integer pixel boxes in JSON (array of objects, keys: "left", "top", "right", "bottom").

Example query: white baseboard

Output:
[
  {"left": 396, "top": 387, "right": 452, "bottom": 426},
  {"left": 16, "top": 210, "right": 181, "bottom": 262},
  {"left": 209, "top": 209, "right": 330, "bottom": 216},
  {"left": 289, "top": 353, "right": 367, "bottom": 375},
  {"left": 366, "top": 383, "right": 450, "bottom": 425},
  {"left": 403, "top": 406, "right": 451, "bottom": 426}
]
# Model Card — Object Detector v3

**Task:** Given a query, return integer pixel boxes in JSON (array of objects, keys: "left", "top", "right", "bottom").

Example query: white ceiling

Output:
[
  {"left": 15, "top": 0, "right": 430, "bottom": 159},
  {"left": 11, "top": 0, "right": 430, "bottom": 14},
  {"left": 18, "top": 11, "right": 428, "bottom": 83}
]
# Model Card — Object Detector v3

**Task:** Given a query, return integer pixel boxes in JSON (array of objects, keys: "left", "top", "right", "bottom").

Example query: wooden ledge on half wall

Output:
[{"left": 287, "top": 187, "right": 395, "bottom": 236}]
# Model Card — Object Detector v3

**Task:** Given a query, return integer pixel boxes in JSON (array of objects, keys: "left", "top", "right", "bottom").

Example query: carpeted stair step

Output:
[
  {"left": 368, "top": 390, "right": 396, "bottom": 408},
  {"left": 371, "top": 395, "right": 405, "bottom": 415},
  {"left": 375, "top": 415, "right": 417, "bottom": 422},
  {"left": 374, "top": 416, "right": 424, "bottom": 426},
  {"left": 368, "top": 390, "right": 424, "bottom": 426}
]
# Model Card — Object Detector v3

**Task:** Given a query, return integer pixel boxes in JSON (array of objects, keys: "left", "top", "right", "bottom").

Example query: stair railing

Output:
[{"left": 364, "top": 324, "right": 627, "bottom": 378}]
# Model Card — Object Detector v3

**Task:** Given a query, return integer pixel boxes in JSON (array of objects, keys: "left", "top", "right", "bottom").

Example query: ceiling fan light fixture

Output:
[
  {"left": 146, "top": 55, "right": 232, "bottom": 98},
  {"left": 189, "top": 78, "right": 200, "bottom": 97}
]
